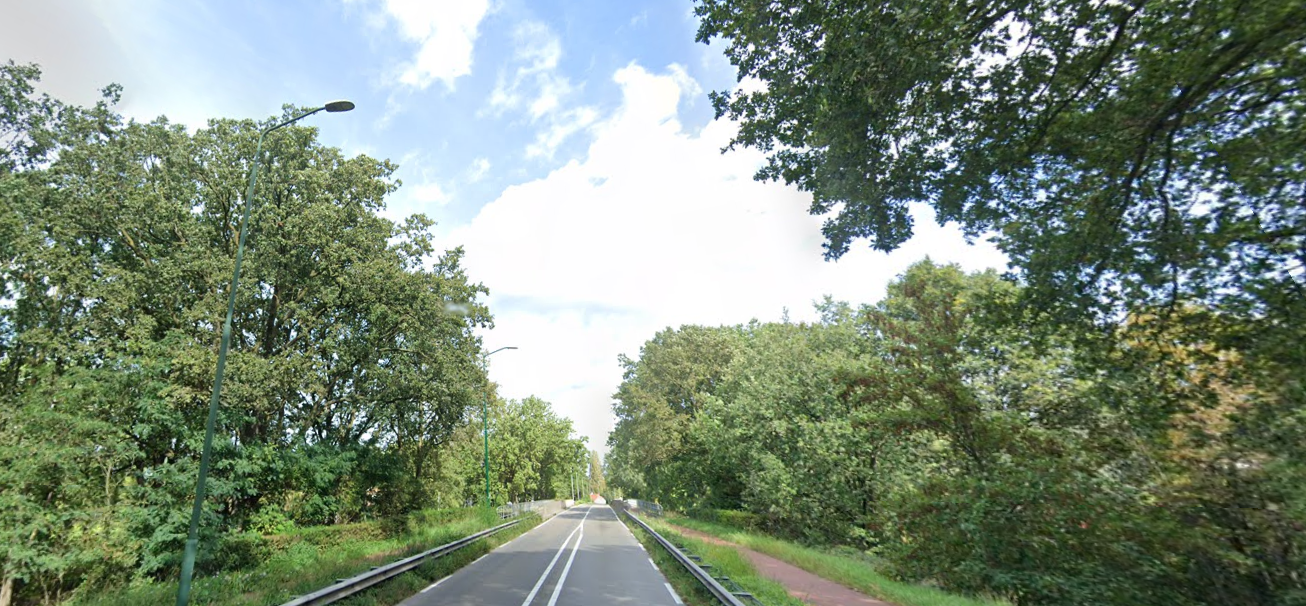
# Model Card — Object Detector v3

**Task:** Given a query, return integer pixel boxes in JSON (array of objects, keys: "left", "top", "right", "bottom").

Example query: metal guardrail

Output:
[
  {"left": 625, "top": 499, "right": 663, "bottom": 517},
  {"left": 623, "top": 509, "right": 751, "bottom": 606},
  {"left": 279, "top": 519, "right": 520, "bottom": 606}
]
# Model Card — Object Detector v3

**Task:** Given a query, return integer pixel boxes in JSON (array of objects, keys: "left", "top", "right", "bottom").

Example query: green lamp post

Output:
[
  {"left": 482, "top": 346, "right": 517, "bottom": 509},
  {"left": 176, "top": 101, "right": 354, "bottom": 606}
]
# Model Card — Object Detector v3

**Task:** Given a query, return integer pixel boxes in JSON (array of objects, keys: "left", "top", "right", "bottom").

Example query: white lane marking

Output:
[
  {"left": 665, "top": 582, "right": 683, "bottom": 604},
  {"left": 421, "top": 575, "right": 451, "bottom": 593},
  {"left": 544, "top": 524, "right": 585, "bottom": 606},
  {"left": 519, "top": 505, "right": 592, "bottom": 606},
  {"left": 648, "top": 557, "right": 656, "bottom": 568},
  {"left": 419, "top": 506, "right": 585, "bottom": 597}
]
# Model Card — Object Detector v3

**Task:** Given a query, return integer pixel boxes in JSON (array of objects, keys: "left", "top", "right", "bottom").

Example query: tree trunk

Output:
[{"left": 1, "top": 576, "right": 15, "bottom": 606}]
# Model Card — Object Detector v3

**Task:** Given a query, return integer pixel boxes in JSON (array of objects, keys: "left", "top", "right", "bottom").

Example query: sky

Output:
[{"left": 1, "top": 0, "right": 1008, "bottom": 454}]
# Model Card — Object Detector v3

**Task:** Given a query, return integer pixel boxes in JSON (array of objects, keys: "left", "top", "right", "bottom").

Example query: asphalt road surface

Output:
[{"left": 399, "top": 504, "right": 682, "bottom": 606}]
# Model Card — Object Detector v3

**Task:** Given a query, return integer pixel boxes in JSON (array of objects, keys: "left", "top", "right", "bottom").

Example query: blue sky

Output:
[{"left": 1, "top": 0, "right": 1008, "bottom": 453}]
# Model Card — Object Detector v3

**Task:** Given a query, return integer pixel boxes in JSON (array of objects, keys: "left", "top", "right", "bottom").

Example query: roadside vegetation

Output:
[
  {"left": 609, "top": 1, "right": 1306, "bottom": 605},
  {"left": 616, "top": 508, "right": 803, "bottom": 606},
  {"left": 0, "top": 62, "right": 596, "bottom": 604},
  {"left": 667, "top": 513, "right": 1007, "bottom": 606},
  {"left": 73, "top": 508, "right": 540, "bottom": 606}
]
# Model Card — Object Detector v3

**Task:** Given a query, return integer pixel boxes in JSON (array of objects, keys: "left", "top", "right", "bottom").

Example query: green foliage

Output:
[
  {"left": 690, "top": 509, "right": 761, "bottom": 532},
  {"left": 0, "top": 63, "right": 583, "bottom": 602},
  {"left": 609, "top": 260, "right": 1305, "bottom": 605},
  {"left": 694, "top": 0, "right": 1306, "bottom": 327},
  {"left": 687, "top": 8, "right": 1306, "bottom": 600},
  {"left": 209, "top": 532, "right": 270, "bottom": 574},
  {"left": 606, "top": 325, "right": 744, "bottom": 505},
  {"left": 262, "top": 521, "right": 386, "bottom": 553},
  {"left": 248, "top": 508, "right": 295, "bottom": 536},
  {"left": 587, "top": 449, "right": 606, "bottom": 495},
  {"left": 73, "top": 507, "right": 513, "bottom": 606},
  {"left": 880, "top": 461, "right": 1189, "bottom": 606},
  {"left": 485, "top": 396, "right": 586, "bottom": 505}
]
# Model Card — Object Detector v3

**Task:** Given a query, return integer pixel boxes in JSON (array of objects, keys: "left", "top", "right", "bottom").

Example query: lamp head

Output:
[{"left": 324, "top": 100, "right": 355, "bottom": 113}]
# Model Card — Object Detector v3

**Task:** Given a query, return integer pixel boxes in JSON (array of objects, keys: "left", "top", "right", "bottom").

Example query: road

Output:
[{"left": 399, "top": 504, "right": 682, "bottom": 606}]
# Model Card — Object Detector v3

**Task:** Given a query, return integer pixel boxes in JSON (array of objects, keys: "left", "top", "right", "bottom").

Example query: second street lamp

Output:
[
  {"left": 175, "top": 101, "right": 354, "bottom": 606},
  {"left": 482, "top": 346, "right": 517, "bottom": 509}
]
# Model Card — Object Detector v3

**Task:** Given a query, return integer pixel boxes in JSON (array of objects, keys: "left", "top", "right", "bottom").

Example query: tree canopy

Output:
[
  {"left": 696, "top": 0, "right": 1306, "bottom": 326},
  {"left": 0, "top": 61, "right": 582, "bottom": 604},
  {"left": 674, "top": 6, "right": 1306, "bottom": 599},
  {"left": 609, "top": 260, "right": 1304, "bottom": 605}
]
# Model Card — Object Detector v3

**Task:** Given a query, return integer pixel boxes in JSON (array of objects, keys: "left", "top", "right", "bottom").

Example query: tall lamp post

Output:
[
  {"left": 176, "top": 101, "right": 355, "bottom": 606},
  {"left": 483, "top": 346, "right": 517, "bottom": 508}
]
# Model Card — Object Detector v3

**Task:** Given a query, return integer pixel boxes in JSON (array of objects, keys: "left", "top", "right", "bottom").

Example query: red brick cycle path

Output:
[{"left": 664, "top": 523, "right": 895, "bottom": 606}]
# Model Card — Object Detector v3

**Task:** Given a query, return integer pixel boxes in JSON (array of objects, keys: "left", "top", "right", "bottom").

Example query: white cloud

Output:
[
  {"left": 528, "top": 73, "right": 571, "bottom": 119},
  {"left": 525, "top": 107, "right": 598, "bottom": 159},
  {"left": 445, "top": 63, "right": 1009, "bottom": 451},
  {"left": 486, "top": 21, "right": 566, "bottom": 115},
  {"left": 483, "top": 21, "right": 597, "bottom": 157},
  {"left": 409, "top": 181, "right": 451, "bottom": 206},
  {"left": 467, "top": 157, "right": 492, "bottom": 182},
  {"left": 376, "top": 0, "right": 492, "bottom": 90}
]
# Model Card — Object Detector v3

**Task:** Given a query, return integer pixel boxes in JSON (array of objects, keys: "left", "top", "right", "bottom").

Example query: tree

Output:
[
  {"left": 693, "top": 310, "right": 890, "bottom": 545},
  {"left": 695, "top": 0, "right": 1306, "bottom": 326},
  {"left": 587, "top": 450, "right": 606, "bottom": 496},
  {"left": 607, "top": 325, "right": 742, "bottom": 503},
  {"left": 488, "top": 397, "right": 583, "bottom": 504},
  {"left": 0, "top": 62, "right": 495, "bottom": 601}
]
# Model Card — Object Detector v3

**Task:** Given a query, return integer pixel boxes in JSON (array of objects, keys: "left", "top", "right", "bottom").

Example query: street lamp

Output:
[
  {"left": 176, "top": 101, "right": 354, "bottom": 606},
  {"left": 483, "top": 346, "right": 517, "bottom": 508}
]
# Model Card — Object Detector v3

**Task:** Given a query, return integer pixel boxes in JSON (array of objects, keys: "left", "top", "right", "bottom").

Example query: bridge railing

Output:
[
  {"left": 496, "top": 498, "right": 566, "bottom": 520},
  {"left": 623, "top": 498, "right": 663, "bottom": 517}
]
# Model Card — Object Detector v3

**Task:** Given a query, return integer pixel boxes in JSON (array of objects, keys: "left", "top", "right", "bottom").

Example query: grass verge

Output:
[
  {"left": 616, "top": 509, "right": 805, "bottom": 606},
  {"left": 665, "top": 514, "right": 1009, "bottom": 606},
  {"left": 76, "top": 509, "right": 540, "bottom": 606}
]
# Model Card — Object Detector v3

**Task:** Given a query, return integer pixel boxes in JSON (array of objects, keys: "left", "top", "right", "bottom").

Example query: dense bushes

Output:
[
  {"left": 691, "top": 509, "right": 762, "bottom": 532},
  {"left": 608, "top": 262, "right": 1306, "bottom": 605},
  {"left": 204, "top": 506, "right": 475, "bottom": 579},
  {"left": 879, "top": 463, "right": 1191, "bottom": 606}
]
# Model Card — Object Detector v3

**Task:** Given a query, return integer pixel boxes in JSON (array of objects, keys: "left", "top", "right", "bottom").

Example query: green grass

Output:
[
  {"left": 665, "top": 514, "right": 1010, "bottom": 606},
  {"left": 616, "top": 509, "right": 805, "bottom": 606},
  {"left": 75, "top": 509, "right": 541, "bottom": 606}
]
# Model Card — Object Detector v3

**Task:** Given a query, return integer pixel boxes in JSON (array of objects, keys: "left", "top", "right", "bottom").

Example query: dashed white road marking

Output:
[
  {"left": 665, "top": 582, "right": 684, "bottom": 604},
  {"left": 648, "top": 557, "right": 656, "bottom": 568}
]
